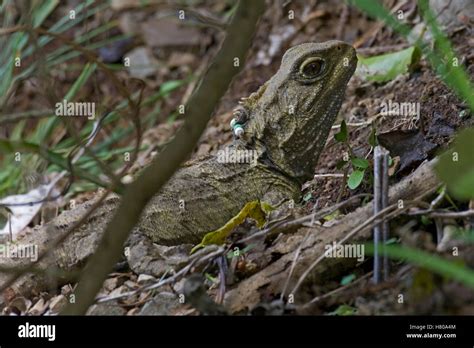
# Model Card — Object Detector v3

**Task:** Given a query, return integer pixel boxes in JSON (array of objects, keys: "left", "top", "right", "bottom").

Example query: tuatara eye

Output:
[{"left": 299, "top": 57, "right": 325, "bottom": 79}]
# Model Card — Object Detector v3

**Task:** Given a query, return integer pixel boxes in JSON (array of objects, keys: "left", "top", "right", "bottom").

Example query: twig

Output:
[
  {"left": 313, "top": 173, "right": 344, "bottom": 178},
  {"left": 373, "top": 145, "right": 390, "bottom": 283},
  {"left": 280, "top": 230, "right": 311, "bottom": 302},
  {"left": 330, "top": 113, "right": 384, "bottom": 130},
  {"left": 336, "top": 4, "right": 349, "bottom": 40},
  {"left": 96, "top": 247, "right": 224, "bottom": 304},
  {"left": 237, "top": 194, "right": 371, "bottom": 245},
  {"left": 356, "top": 43, "right": 410, "bottom": 56},
  {"left": 430, "top": 185, "right": 446, "bottom": 209},
  {"left": 61, "top": 0, "right": 266, "bottom": 315},
  {"left": 299, "top": 271, "right": 373, "bottom": 308},
  {"left": 224, "top": 160, "right": 441, "bottom": 311},
  {"left": 0, "top": 189, "right": 114, "bottom": 294},
  {"left": 408, "top": 209, "right": 474, "bottom": 218},
  {"left": 289, "top": 193, "right": 435, "bottom": 296}
]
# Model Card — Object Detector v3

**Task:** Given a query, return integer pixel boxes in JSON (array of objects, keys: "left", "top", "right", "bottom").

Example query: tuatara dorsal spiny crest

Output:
[{"left": 9, "top": 41, "right": 357, "bottom": 279}]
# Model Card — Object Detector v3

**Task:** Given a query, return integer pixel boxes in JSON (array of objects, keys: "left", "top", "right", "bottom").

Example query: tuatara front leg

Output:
[{"left": 125, "top": 157, "right": 300, "bottom": 276}]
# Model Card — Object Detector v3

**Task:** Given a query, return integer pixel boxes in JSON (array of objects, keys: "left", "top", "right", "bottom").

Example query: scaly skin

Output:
[
  {"left": 0, "top": 41, "right": 357, "bottom": 291},
  {"left": 138, "top": 40, "right": 357, "bottom": 246}
]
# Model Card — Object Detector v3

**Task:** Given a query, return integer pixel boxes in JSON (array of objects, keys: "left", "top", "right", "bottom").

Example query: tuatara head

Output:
[{"left": 240, "top": 41, "right": 357, "bottom": 184}]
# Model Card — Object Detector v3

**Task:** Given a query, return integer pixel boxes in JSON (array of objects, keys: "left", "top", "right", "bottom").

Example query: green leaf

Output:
[
  {"left": 334, "top": 120, "right": 348, "bottom": 142},
  {"left": 420, "top": 215, "right": 432, "bottom": 226},
  {"left": 368, "top": 126, "right": 377, "bottom": 147},
  {"left": 323, "top": 209, "right": 340, "bottom": 222},
  {"left": 340, "top": 274, "right": 356, "bottom": 286},
  {"left": 328, "top": 304, "right": 357, "bottom": 316},
  {"left": 32, "top": 0, "right": 59, "bottom": 28},
  {"left": 336, "top": 159, "right": 348, "bottom": 170},
  {"left": 386, "top": 237, "right": 397, "bottom": 245},
  {"left": 159, "top": 80, "right": 185, "bottom": 95},
  {"left": 357, "top": 46, "right": 421, "bottom": 83},
  {"left": 351, "top": 157, "right": 369, "bottom": 169},
  {"left": 64, "top": 62, "right": 97, "bottom": 101},
  {"left": 347, "top": 170, "right": 365, "bottom": 189},
  {"left": 349, "top": 0, "right": 474, "bottom": 113},
  {"left": 435, "top": 128, "right": 474, "bottom": 200}
]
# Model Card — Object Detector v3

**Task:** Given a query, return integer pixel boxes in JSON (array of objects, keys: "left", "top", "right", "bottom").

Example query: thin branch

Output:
[
  {"left": 289, "top": 193, "right": 436, "bottom": 296},
  {"left": 408, "top": 209, "right": 474, "bottom": 218},
  {"left": 61, "top": 0, "right": 266, "bottom": 315},
  {"left": 298, "top": 271, "right": 373, "bottom": 308},
  {"left": 96, "top": 246, "right": 224, "bottom": 304},
  {"left": 237, "top": 194, "right": 371, "bottom": 245}
]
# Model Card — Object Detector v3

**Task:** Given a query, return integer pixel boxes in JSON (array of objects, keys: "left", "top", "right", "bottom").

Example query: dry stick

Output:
[
  {"left": 313, "top": 173, "right": 344, "bottom": 178},
  {"left": 288, "top": 204, "right": 398, "bottom": 297},
  {"left": 279, "top": 195, "right": 368, "bottom": 300},
  {"left": 330, "top": 112, "right": 385, "bottom": 130},
  {"left": 224, "top": 160, "right": 440, "bottom": 311},
  {"left": 430, "top": 186, "right": 446, "bottom": 209},
  {"left": 280, "top": 229, "right": 311, "bottom": 302},
  {"left": 61, "top": 0, "right": 265, "bottom": 315},
  {"left": 373, "top": 145, "right": 390, "bottom": 283},
  {"left": 0, "top": 190, "right": 112, "bottom": 293},
  {"left": 96, "top": 247, "right": 225, "bottom": 304},
  {"left": 381, "top": 148, "right": 390, "bottom": 281},
  {"left": 408, "top": 209, "right": 474, "bottom": 218},
  {"left": 0, "top": 119, "right": 108, "bottom": 291},
  {"left": 335, "top": 4, "right": 349, "bottom": 40},
  {"left": 0, "top": 169, "right": 115, "bottom": 293},
  {"left": 1, "top": 118, "right": 126, "bottom": 291},
  {"left": 299, "top": 271, "right": 373, "bottom": 308},
  {"left": 373, "top": 147, "right": 383, "bottom": 284},
  {"left": 237, "top": 194, "right": 371, "bottom": 245},
  {"left": 243, "top": 194, "right": 371, "bottom": 300},
  {"left": 289, "top": 193, "right": 436, "bottom": 297}
]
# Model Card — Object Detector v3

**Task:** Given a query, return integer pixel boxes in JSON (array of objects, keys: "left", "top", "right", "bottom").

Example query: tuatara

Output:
[{"left": 0, "top": 41, "right": 357, "bottom": 292}]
